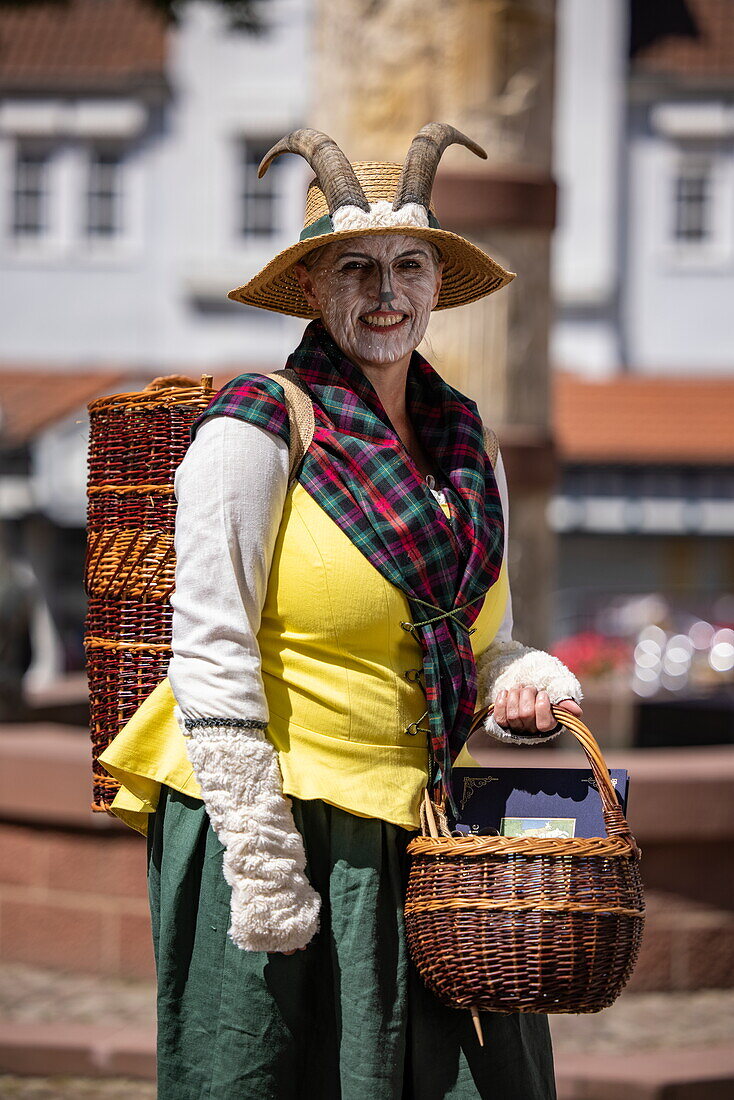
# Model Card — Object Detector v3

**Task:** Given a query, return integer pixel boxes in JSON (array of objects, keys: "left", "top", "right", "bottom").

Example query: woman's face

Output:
[{"left": 293, "top": 234, "right": 444, "bottom": 369}]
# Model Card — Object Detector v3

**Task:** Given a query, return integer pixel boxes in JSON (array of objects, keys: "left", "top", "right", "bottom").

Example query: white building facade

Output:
[
  {"left": 550, "top": 0, "right": 734, "bottom": 722},
  {"left": 0, "top": 0, "right": 311, "bottom": 374},
  {"left": 1, "top": 0, "right": 732, "bottom": 702},
  {"left": 0, "top": 0, "right": 313, "bottom": 687},
  {"left": 553, "top": 0, "right": 734, "bottom": 377}
]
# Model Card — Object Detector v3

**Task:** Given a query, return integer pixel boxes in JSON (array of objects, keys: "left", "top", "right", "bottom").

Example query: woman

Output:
[{"left": 101, "top": 125, "right": 583, "bottom": 1099}]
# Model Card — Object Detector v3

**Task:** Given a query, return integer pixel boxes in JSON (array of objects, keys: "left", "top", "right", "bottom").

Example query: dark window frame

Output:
[
  {"left": 85, "top": 145, "right": 125, "bottom": 239},
  {"left": 673, "top": 157, "right": 712, "bottom": 244},
  {"left": 12, "top": 142, "right": 52, "bottom": 237},
  {"left": 238, "top": 135, "right": 283, "bottom": 239}
]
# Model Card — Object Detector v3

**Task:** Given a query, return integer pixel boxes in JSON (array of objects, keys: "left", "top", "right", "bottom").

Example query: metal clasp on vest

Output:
[
  {"left": 405, "top": 709, "right": 431, "bottom": 737},
  {"left": 404, "top": 666, "right": 428, "bottom": 701}
]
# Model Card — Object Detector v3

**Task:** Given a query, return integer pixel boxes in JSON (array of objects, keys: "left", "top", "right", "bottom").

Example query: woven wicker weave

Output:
[
  {"left": 84, "top": 374, "right": 213, "bottom": 812},
  {"left": 405, "top": 706, "right": 645, "bottom": 1015}
]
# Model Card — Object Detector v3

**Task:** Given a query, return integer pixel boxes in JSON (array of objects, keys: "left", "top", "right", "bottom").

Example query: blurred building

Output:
[
  {"left": 0, "top": 0, "right": 732, "bottom": 710},
  {"left": 0, "top": 0, "right": 310, "bottom": 685},
  {"left": 0, "top": 0, "right": 309, "bottom": 369},
  {"left": 551, "top": 0, "right": 734, "bottom": 715}
]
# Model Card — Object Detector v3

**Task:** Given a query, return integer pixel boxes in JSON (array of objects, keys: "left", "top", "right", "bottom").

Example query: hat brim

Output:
[{"left": 227, "top": 226, "right": 516, "bottom": 318}]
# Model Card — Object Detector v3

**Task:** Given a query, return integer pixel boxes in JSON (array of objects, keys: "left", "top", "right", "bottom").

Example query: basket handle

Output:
[{"left": 469, "top": 703, "right": 640, "bottom": 858}]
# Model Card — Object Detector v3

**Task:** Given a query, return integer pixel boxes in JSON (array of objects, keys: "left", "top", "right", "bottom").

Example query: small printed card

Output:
[
  {"left": 448, "top": 767, "right": 629, "bottom": 839},
  {"left": 500, "top": 816, "right": 577, "bottom": 839}
]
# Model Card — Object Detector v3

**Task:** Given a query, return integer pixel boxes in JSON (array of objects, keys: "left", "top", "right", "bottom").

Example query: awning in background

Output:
[{"left": 554, "top": 372, "right": 734, "bottom": 465}]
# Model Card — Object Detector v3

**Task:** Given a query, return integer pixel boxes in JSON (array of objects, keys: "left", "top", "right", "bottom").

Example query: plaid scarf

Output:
[{"left": 191, "top": 319, "right": 504, "bottom": 813}]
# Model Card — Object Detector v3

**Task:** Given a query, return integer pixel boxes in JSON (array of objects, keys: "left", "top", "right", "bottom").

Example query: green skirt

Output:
[{"left": 146, "top": 785, "right": 556, "bottom": 1100}]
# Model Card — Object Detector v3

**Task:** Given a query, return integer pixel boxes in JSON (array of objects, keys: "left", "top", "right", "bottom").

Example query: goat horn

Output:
[
  {"left": 258, "top": 129, "right": 371, "bottom": 216},
  {"left": 392, "top": 122, "right": 487, "bottom": 211}
]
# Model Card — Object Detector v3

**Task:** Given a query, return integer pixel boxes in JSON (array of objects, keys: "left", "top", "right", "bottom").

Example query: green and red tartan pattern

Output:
[{"left": 191, "top": 319, "right": 505, "bottom": 812}]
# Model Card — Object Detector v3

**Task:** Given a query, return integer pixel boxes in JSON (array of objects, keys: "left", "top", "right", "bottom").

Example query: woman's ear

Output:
[
  {"left": 431, "top": 260, "right": 445, "bottom": 309},
  {"left": 293, "top": 262, "right": 320, "bottom": 310}
]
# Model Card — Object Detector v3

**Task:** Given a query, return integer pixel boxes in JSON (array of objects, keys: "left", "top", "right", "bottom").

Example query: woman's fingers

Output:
[
  {"left": 493, "top": 689, "right": 508, "bottom": 727},
  {"left": 534, "top": 689, "right": 556, "bottom": 732},
  {"left": 519, "top": 686, "right": 537, "bottom": 730},
  {"left": 494, "top": 687, "right": 582, "bottom": 733},
  {"left": 497, "top": 686, "right": 536, "bottom": 731},
  {"left": 556, "top": 698, "right": 583, "bottom": 718}
]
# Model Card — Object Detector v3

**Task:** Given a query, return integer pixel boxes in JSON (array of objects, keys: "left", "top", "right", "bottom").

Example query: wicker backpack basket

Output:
[
  {"left": 84, "top": 374, "right": 214, "bottom": 812},
  {"left": 405, "top": 704, "right": 645, "bottom": 1018},
  {"left": 84, "top": 369, "right": 314, "bottom": 813}
]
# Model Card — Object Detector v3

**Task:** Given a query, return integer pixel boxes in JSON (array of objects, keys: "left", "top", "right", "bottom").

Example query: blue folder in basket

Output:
[{"left": 448, "top": 767, "right": 629, "bottom": 839}]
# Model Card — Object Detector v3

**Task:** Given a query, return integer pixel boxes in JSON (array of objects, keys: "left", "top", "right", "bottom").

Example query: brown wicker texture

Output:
[
  {"left": 84, "top": 374, "right": 213, "bottom": 812},
  {"left": 405, "top": 706, "right": 645, "bottom": 1015}
]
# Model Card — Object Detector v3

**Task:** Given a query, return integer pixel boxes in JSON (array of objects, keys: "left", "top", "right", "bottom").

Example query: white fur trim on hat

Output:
[
  {"left": 331, "top": 199, "right": 430, "bottom": 232},
  {"left": 475, "top": 640, "right": 583, "bottom": 746},
  {"left": 175, "top": 704, "right": 321, "bottom": 953}
]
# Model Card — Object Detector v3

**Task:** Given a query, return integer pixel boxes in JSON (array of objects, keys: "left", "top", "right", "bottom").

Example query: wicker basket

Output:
[
  {"left": 84, "top": 373, "right": 213, "bottom": 812},
  {"left": 405, "top": 705, "right": 645, "bottom": 1015}
]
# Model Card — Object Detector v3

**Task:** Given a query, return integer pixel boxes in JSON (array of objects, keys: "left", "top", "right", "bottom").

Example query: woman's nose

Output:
[{"left": 378, "top": 268, "right": 395, "bottom": 304}]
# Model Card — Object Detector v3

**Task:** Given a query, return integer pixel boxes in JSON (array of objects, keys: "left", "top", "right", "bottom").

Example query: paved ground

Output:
[
  {"left": 0, "top": 964, "right": 155, "bottom": 1029},
  {"left": 549, "top": 987, "right": 734, "bottom": 1053},
  {"left": 1, "top": 962, "right": 734, "bottom": 1096},
  {"left": 3, "top": 961, "right": 734, "bottom": 1053},
  {"left": 0, "top": 1078, "right": 156, "bottom": 1098}
]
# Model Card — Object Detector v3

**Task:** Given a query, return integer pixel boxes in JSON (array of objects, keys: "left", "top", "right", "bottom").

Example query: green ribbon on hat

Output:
[{"left": 299, "top": 209, "right": 442, "bottom": 242}]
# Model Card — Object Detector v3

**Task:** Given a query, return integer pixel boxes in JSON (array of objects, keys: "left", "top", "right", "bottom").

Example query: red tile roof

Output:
[
  {"left": 0, "top": 367, "right": 236, "bottom": 447},
  {"left": 554, "top": 371, "right": 734, "bottom": 464},
  {"left": 0, "top": 0, "right": 168, "bottom": 93},
  {"left": 0, "top": 369, "right": 139, "bottom": 446},
  {"left": 633, "top": 0, "right": 734, "bottom": 79},
  {"left": 4, "top": 364, "right": 732, "bottom": 469}
]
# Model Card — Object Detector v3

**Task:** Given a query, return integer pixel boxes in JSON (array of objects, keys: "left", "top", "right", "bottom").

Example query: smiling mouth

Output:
[{"left": 359, "top": 311, "right": 408, "bottom": 330}]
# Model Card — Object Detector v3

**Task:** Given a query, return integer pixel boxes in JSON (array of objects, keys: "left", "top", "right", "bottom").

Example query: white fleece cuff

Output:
[
  {"left": 175, "top": 704, "right": 321, "bottom": 953},
  {"left": 475, "top": 640, "right": 583, "bottom": 745}
]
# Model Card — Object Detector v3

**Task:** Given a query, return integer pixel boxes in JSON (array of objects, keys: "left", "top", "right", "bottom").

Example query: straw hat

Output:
[{"left": 228, "top": 123, "right": 516, "bottom": 318}]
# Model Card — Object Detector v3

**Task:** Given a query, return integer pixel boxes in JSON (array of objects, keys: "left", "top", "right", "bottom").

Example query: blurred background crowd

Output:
[{"left": 0, "top": 1, "right": 733, "bottom": 1095}]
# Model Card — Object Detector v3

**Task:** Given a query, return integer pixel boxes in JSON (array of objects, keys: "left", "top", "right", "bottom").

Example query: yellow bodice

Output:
[{"left": 100, "top": 482, "right": 508, "bottom": 835}]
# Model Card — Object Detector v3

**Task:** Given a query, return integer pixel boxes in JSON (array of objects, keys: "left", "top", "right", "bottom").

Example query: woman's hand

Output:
[{"left": 493, "top": 686, "right": 583, "bottom": 736}]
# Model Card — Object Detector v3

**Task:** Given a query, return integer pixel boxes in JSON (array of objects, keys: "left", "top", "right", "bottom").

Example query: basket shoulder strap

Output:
[
  {"left": 272, "top": 368, "right": 315, "bottom": 485},
  {"left": 483, "top": 425, "right": 499, "bottom": 469}
]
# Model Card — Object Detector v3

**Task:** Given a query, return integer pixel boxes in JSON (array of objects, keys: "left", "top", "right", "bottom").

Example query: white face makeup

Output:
[{"left": 293, "top": 234, "right": 444, "bottom": 371}]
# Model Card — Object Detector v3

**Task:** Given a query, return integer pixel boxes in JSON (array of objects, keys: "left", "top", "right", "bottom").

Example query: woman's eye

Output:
[
  {"left": 398, "top": 260, "right": 421, "bottom": 270},
  {"left": 341, "top": 261, "right": 366, "bottom": 271}
]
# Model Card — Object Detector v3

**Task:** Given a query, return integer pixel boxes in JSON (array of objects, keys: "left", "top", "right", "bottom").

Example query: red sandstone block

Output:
[
  {"left": 0, "top": 896, "right": 112, "bottom": 974},
  {"left": 116, "top": 910, "right": 156, "bottom": 980},
  {"left": 45, "top": 831, "right": 148, "bottom": 900},
  {"left": 104, "top": 1028, "right": 157, "bottom": 1080},
  {"left": 0, "top": 825, "right": 46, "bottom": 888},
  {"left": 685, "top": 925, "right": 734, "bottom": 989},
  {"left": 0, "top": 1021, "right": 99, "bottom": 1077},
  {"left": 0, "top": 1021, "right": 155, "bottom": 1080},
  {"left": 556, "top": 1045, "right": 734, "bottom": 1100},
  {"left": 624, "top": 892, "right": 734, "bottom": 993},
  {"left": 625, "top": 925, "right": 674, "bottom": 993}
]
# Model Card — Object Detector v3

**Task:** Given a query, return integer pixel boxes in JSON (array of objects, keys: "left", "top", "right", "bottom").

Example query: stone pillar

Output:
[{"left": 312, "top": 0, "right": 558, "bottom": 644}]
